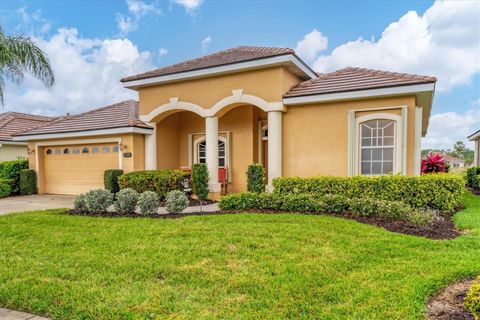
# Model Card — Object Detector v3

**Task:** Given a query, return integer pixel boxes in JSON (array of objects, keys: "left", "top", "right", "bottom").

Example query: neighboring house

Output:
[
  {"left": 0, "top": 112, "right": 54, "bottom": 162},
  {"left": 425, "top": 152, "right": 465, "bottom": 168},
  {"left": 469, "top": 130, "right": 480, "bottom": 167},
  {"left": 13, "top": 46, "right": 437, "bottom": 197}
]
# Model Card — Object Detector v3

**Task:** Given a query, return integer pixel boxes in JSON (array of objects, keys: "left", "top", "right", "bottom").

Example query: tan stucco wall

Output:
[
  {"left": 138, "top": 67, "right": 301, "bottom": 116},
  {"left": 0, "top": 144, "right": 27, "bottom": 161},
  {"left": 283, "top": 95, "right": 417, "bottom": 177},
  {"left": 27, "top": 133, "right": 145, "bottom": 194}
]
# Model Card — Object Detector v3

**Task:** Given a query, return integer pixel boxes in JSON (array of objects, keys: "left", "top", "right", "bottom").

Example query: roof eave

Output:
[
  {"left": 12, "top": 126, "right": 153, "bottom": 142},
  {"left": 121, "top": 54, "right": 317, "bottom": 89},
  {"left": 468, "top": 130, "right": 480, "bottom": 141}
]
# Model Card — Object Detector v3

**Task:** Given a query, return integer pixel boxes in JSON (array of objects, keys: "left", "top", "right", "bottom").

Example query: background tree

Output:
[
  {"left": 451, "top": 141, "right": 466, "bottom": 158},
  {"left": 0, "top": 26, "right": 54, "bottom": 105}
]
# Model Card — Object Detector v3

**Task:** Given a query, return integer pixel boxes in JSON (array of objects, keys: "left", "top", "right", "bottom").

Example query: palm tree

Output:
[{"left": 0, "top": 26, "right": 54, "bottom": 106}]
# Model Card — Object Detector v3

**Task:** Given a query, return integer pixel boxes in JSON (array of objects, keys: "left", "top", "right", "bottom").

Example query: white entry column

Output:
[
  {"left": 205, "top": 116, "right": 221, "bottom": 193},
  {"left": 145, "top": 122, "right": 157, "bottom": 170},
  {"left": 267, "top": 111, "right": 282, "bottom": 191}
]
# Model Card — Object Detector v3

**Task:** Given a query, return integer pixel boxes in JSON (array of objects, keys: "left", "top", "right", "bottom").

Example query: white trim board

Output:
[
  {"left": 0, "top": 141, "right": 28, "bottom": 146},
  {"left": 283, "top": 83, "right": 435, "bottom": 105},
  {"left": 13, "top": 127, "right": 153, "bottom": 142},
  {"left": 122, "top": 54, "right": 317, "bottom": 89}
]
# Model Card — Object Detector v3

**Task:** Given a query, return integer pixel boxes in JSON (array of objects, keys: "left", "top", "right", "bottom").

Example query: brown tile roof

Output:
[
  {"left": 14, "top": 100, "right": 151, "bottom": 137},
  {"left": 121, "top": 46, "right": 295, "bottom": 82},
  {"left": 284, "top": 67, "right": 437, "bottom": 98},
  {"left": 0, "top": 112, "right": 55, "bottom": 142},
  {"left": 426, "top": 152, "right": 464, "bottom": 163}
]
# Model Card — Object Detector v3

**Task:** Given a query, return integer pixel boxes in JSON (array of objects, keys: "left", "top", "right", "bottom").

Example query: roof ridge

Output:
[{"left": 334, "top": 67, "right": 437, "bottom": 81}]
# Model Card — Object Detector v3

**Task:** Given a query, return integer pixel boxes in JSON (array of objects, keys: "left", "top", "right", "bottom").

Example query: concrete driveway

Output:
[{"left": 0, "top": 194, "right": 74, "bottom": 215}]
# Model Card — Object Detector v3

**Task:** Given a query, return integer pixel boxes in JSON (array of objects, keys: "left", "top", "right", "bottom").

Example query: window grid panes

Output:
[
  {"left": 197, "top": 140, "right": 226, "bottom": 167},
  {"left": 360, "top": 119, "right": 395, "bottom": 175}
]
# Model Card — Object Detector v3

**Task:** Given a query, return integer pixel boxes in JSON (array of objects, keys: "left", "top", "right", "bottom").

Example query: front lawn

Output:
[{"left": 0, "top": 193, "right": 479, "bottom": 319}]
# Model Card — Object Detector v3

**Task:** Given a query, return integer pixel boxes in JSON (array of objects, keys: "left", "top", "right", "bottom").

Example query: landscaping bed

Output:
[{"left": 427, "top": 279, "right": 474, "bottom": 320}]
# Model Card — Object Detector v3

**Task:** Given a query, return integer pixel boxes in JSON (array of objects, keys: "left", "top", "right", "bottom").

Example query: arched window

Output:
[
  {"left": 54, "top": 148, "right": 61, "bottom": 155},
  {"left": 196, "top": 139, "right": 226, "bottom": 167},
  {"left": 82, "top": 147, "right": 89, "bottom": 154},
  {"left": 92, "top": 147, "right": 100, "bottom": 154},
  {"left": 102, "top": 146, "right": 110, "bottom": 153},
  {"left": 359, "top": 119, "right": 395, "bottom": 175},
  {"left": 72, "top": 148, "right": 80, "bottom": 154},
  {"left": 63, "top": 148, "right": 70, "bottom": 154},
  {"left": 46, "top": 149, "right": 52, "bottom": 155},
  {"left": 112, "top": 145, "right": 119, "bottom": 153}
]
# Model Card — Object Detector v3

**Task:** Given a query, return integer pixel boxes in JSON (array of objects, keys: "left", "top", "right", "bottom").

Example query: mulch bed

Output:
[
  {"left": 467, "top": 187, "right": 480, "bottom": 196},
  {"left": 67, "top": 206, "right": 463, "bottom": 240},
  {"left": 158, "top": 199, "right": 215, "bottom": 207},
  {"left": 427, "top": 278, "right": 475, "bottom": 320}
]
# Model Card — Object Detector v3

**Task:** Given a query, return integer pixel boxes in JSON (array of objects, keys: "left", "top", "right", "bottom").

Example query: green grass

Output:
[{"left": 0, "top": 193, "right": 479, "bottom": 319}]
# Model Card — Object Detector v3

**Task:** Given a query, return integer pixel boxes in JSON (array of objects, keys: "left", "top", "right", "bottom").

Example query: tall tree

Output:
[
  {"left": 452, "top": 141, "right": 466, "bottom": 158},
  {"left": 0, "top": 26, "right": 54, "bottom": 105}
]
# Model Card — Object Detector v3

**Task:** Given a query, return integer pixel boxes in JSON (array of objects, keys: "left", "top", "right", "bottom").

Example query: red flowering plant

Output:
[{"left": 421, "top": 153, "right": 446, "bottom": 174}]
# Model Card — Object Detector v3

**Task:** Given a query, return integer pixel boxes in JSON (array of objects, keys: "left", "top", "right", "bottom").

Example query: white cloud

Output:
[
  {"left": 310, "top": 1, "right": 480, "bottom": 91},
  {"left": 3, "top": 28, "right": 154, "bottom": 116},
  {"left": 158, "top": 48, "right": 168, "bottom": 57},
  {"left": 16, "top": 6, "right": 51, "bottom": 35},
  {"left": 172, "top": 0, "right": 203, "bottom": 14},
  {"left": 116, "top": 0, "right": 161, "bottom": 36},
  {"left": 422, "top": 107, "right": 480, "bottom": 150},
  {"left": 295, "top": 29, "right": 328, "bottom": 63},
  {"left": 201, "top": 36, "right": 211, "bottom": 52}
]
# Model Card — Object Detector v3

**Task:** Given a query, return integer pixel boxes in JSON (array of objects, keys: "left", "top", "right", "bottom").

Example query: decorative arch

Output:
[
  {"left": 210, "top": 89, "right": 284, "bottom": 117},
  {"left": 140, "top": 97, "right": 208, "bottom": 123}
]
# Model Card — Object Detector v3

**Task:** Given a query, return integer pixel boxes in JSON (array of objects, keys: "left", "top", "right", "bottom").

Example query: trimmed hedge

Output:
[
  {"left": 19, "top": 169, "right": 37, "bottom": 195},
  {"left": 104, "top": 169, "right": 124, "bottom": 194},
  {"left": 273, "top": 174, "right": 464, "bottom": 211},
  {"left": 465, "top": 276, "right": 480, "bottom": 319},
  {"left": 218, "top": 192, "right": 438, "bottom": 226},
  {"left": 118, "top": 170, "right": 186, "bottom": 201},
  {"left": 247, "top": 164, "right": 265, "bottom": 193},
  {"left": 0, "top": 159, "right": 28, "bottom": 194},
  {"left": 0, "top": 179, "right": 13, "bottom": 198},
  {"left": 466, "top": 167, "right": 480, "bottom": 190}
]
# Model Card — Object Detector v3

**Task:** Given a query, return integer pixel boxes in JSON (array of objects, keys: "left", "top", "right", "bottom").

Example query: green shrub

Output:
[
  {"left": 273, "top": 174, "right": 464, "bottom": 211},
  {"left": 192, "top": 163, "right": 209, "bottom": 203},
  {"left": 19, "top": 169, "right": 37, "bottom": 195},
  {"left": 349, "top": 198, "right": 411, "bottom": 219},
  {"left": 104, "top": 169, "right": 124, "bottom": 194},
  {"left": 321, "top": 194, "right": 349, "bottom": 214},
  {"left": 465, "top": 276, "right": 480, "bottom": 319},
  {"left": 0, "top": 159, "right": 28, "bottom": 194},
  {"left": 84, "top": 189, "right": 114, "bottom": 214},
  {"left": 138, "top": 191, "right": 160, "bottom": 215},
  {"left": 74, "top": 194, "right": 88, "bottom": 212},
  {"left": 165, "top": 190, "right": 189, "bottom": 214},
  {"left": 114, "top": 188, "right": 139, "bottom": 214},
  {"left": 281, "top": 194, "right": 322, "bottom": 212},
  {"left": 0, "top": 179, "right": 12, "bottom": 198},
  {"left": 406, "top": 209, "right": 439, "bottom": 227},
  {"left": 467, "top": 167, "right": 480, "bottom": 189},
  {"left": 118, "top": 170, "right": 186, "bottom": 201},
  {"left": 247, "top": 164, "right": 265, "bottom": 193}
]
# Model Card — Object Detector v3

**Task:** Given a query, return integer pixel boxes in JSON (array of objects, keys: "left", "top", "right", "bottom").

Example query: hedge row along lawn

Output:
[{"left": 0, "top": 193, "right": 479, "bottom": 319}]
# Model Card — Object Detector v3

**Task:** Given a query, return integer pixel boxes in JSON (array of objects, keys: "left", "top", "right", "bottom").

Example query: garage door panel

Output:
[{"left": 43, "top": 143, "right": 119, "bottom": 195}]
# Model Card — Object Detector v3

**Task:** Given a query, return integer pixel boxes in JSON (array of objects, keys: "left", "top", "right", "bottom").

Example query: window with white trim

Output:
[
  {"left": 359, "top": 119, "right": 395, "bottom": 175},
  {"left": 196, "top": 140, "right": 226, "bottom": 167}
]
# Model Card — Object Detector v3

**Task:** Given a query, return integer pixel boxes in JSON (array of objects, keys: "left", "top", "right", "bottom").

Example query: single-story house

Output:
[
  {"left": 13, "top": 46, "right": 437, "bottom": 198},
  {"left": 425, "top": 151, "right": 465, "bottom": 168},
  {"left": 469, "top": 130, "right": 480, "bottom": 167},
  {"left": 0, "top": 112, "right": 54, "bottom": 161}
]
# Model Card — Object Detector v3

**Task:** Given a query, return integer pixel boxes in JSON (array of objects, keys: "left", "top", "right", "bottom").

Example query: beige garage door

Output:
[{"left": 43, "top": 143, "right": 120, "bottom": 195}]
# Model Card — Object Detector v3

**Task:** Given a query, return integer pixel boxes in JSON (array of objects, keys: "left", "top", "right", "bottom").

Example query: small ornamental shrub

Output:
[
  {"left": 74, "top": 194, "right": 88, "bottom": 212},
  {"left": 19, "top": 169, "right": 37, "bottom": 195},
  {"left": 349, "top": 198, "right": 411, "bottom": 219},
  {"left": 0, "top": 179, "right": 12, "bottom": 198},
  {"left": 247, "top": 164, "right": 265, "bottom": 193},
  {"left": 273, "top": 174, "right": 464, "bottom": 212},
  {"left": 421, "top": 153, "right": 446, "bottom": 174},
  {"left": 349, "top": 198, "right": 380, "bottom": 217},
  {"left": 406, "top": 209, "right": 439, "bottom": 227},
  {"left": 138, "top": 191, "right": 160, "bottom": 215},
  {"left": 84, "top": 189, "right": 114, "bottom": 214},
  {"left": 118, "top": 170, "right": 186, "bottom": 200},
  {"left": 192, "top": 163, "right": 209, "bottom": 208},
  {"left": 466, "top": 167, "right": 480, "bottom": 189},
  {"left": 321, "top": 194, "right": 349, "bottom": 214},
  {"left": 114, "top": 188, "right": 139, "bottom": 214},
  {"left": 280, "top": 194, "right": 321, "bottom": 212},
  {"left": 465, "top": 276, "right": 480, "bottom": 319},
  {"left": 104, "top": 169, "right": 124, "bottom": 194},
  {"left": 0, "top": 159, "right": 28, "bottom": 194},
  {"left": 165, "top": 190, "right": 189, "bottom": 214}
]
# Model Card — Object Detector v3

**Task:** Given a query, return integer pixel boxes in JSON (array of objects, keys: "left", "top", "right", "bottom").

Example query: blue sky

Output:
[{"left": 1, "top": 0, "right": 479, "bottom": 149}]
